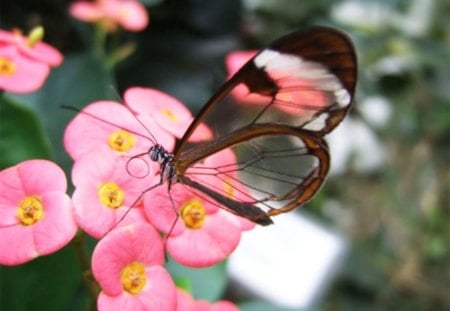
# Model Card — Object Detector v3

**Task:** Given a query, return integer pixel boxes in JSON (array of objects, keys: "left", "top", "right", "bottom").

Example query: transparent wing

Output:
[
  {"left": 177, "top": 127, "right": 329, "bottom": 225},
  {"left": 174, "top": 26, "right": 357, "bottom": 159}
]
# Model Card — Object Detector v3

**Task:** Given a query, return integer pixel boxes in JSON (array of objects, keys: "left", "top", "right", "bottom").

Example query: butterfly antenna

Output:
[
  {"left": 119, "top": 92, "right": 159, "bottom": 145},
  {"left": 109, "top": 85, "right": 160, "bottom": 146},
  {"left": 61, "top": 105, "right": 155, "bottom": 144},
  {"left": 125, "top": 151, "right": 151, "bottom": 178}
]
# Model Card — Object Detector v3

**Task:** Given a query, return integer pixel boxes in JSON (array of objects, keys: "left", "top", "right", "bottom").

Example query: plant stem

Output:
[{"left": 72, "top": 230, "right": 100, "bottom": 304}]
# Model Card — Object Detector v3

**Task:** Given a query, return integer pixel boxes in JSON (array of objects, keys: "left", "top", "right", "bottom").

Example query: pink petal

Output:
[
  {"left": 143, "top": 185, "right": 188, "bottom": 237},
  {"left": 69, "top": 1, "right": 104, "bottom": 22},
  {"left": 135, "top": 266, "right": 177, "bottom": 310},
  {"left": 167, "top": 210, "right": 241, "bottom": 267},
  {"left": 176, "top": 289, "right": 195, "bottom": 311},
  {"left": 0, "top": 46, "right": 50, "bottom": 94},
  {"left": 210, "top": 301, "right": 240, "bottom": 311},
  {"left": 32, "top": 192, "right": 77, "bottom": 254},
  {"left": 0, "top": 29, "right": 15, "bottom": 44},
  {"left": 0, "top": 167, "right": 28, "bottom": 226},
  {"left": 124, "top": 86, "right": 213, "bottom": 141},
  {"left": 17, "top": 159, "right": 67, "bottom": 194},
  {"left": 70, "top": 0, "right": 149, "bottom": 32},
  {"left": 18, "top": 40, "right": 63, "bottom": 67},
  {"left": 115, "top": 0, "right": 149, "bottom": 31},
  {"left": 193, "top": 301, "right": 211, "bottom": 311},
  {"left": 92, "top": 223, "right": 165, "bottom": 295},
  {"left": 230, "top": 214, "right": 256, "bottom": 231},
  {"left": 0, "top": 28, "right": 62, "bottom": 68},
  {"left": 124, "top": 87, "right": 193, "bottom": 139},
  {"left": 71, "top": 147, "right": 121, "bottom": 187},
  {"left": 0, "top": 225, "right": 38, "bottom": 265}
]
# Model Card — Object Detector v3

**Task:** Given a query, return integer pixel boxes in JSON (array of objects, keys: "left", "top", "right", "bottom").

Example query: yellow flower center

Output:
[
  {"left": 17, "top": 196, "right": 44, "bottom": 226},
  {"left": 98, "top": 182, "right": 124, "bottom": 209},
  {"left": 160, "top": 108, "right": 179, "bottom": 123},
  {"left": 180, "top": 198, "right": 206, "bottom": 229},
  {"left": 0, "top": 57, "right": 16, "bottom": 76},
  {"left": 27, "top": 26, "right": 44, "bottom": 48},
  {"left": 120, "top": 262, "right": 147, "bottom": 295},
  {"left": 108, "top": 129, "right": 136, "bottom": 152}
]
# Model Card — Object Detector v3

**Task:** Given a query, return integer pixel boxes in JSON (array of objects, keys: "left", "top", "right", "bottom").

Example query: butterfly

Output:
[{"left": 142, "top": 26, "right": 357, "bottom": 226}]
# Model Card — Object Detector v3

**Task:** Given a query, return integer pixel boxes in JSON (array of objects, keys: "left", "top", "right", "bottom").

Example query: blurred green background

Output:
[{"left": 1, "top": 0, "right": 448, "bottom": 310}]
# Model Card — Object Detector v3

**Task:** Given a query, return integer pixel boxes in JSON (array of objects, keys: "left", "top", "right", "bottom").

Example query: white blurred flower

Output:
[
  {"left": 370, "top": 54, "right": 416, "bottom": 76},
  {"left": 359, "top": 96, "right": 392, "bottom": 128},
  {"left": 327, "top": 117, "right": 386, "bottom": 175},
  {"left": 331, "top": 1, "right": 391, "bottom": 31},
  {"left": 332, "top": 0, "right": 433, "bottom": 37}
]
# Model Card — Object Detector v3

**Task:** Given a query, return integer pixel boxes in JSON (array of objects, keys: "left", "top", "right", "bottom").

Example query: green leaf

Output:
[
  {"left": 0, "top": 244, "right": 85, "bottom": 311},
  {"left": 0, "top": 95, "right": 52, "bottom": 169},
  {"left": 166, "top": 257, "right": 228, "bottom": 301},
  {"left": 9, "top": 52, "right": 116, "bottom": 173}
]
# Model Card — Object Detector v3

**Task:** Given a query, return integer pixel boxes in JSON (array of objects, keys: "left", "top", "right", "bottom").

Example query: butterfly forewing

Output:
[
  {"left": 175, "top": 26, "right": 357, "bottom": 152},
  {"left": 173, "top": 27, "right": 356, "bottom": 224}
]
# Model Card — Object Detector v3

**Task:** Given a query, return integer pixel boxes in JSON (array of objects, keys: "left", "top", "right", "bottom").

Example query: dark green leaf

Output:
[
  {"left": 0, "top": 95, "right": 51, "bottom": 169},
  {"left": 0, "top": 244, "right": 85, "bottom": 311}
]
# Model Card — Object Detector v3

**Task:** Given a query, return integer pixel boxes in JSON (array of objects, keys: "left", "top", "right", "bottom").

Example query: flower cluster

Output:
[
  {"left": 0, "top": 27, "right": 63, "bottom": 93},
  {"left": 62, "top": 86, "right": 252, "bottom": 308},
  {"left": 1, "top": 2, "right": 244, "bottom": 310},
  {"left": 1, "top": 86, "right": 246, "bottom": 310}
]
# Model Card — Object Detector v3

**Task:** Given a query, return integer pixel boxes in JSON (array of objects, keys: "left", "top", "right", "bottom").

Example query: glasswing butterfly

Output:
[
  {"left": 144, "top": 26, "right": 357, "bottom": 226},
  {"left": 66, "top": 26, "right": 357, "bottom": 228}
]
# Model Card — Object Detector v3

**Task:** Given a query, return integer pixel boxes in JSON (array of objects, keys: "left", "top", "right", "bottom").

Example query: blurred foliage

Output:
[{"left": 1, "top": 0, "right": 449, "bottom": 310}]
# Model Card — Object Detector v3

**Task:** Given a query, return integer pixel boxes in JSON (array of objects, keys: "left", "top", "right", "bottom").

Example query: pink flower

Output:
[
  {"left": 92, "top": 222, "right": 177, "bottom": 311},
  {"left": 71, "top": 148, "right": 156, "bottom": 238},
  {"left": 0, "top": 46, "right": 50, "bottom": 93},
  {"left": 143, "top": 184, "right": 242, "bottom": 267},
  {"left": 124, "top": 87, "right": 213, "bottom": 142},
  {"left": 64, "top": 100, "right": 175, "bottom": 161},
  {"left": 0, "top": 28, "right": 63, "bottom": 66},
  {"left": 0, "top": 27, "right": 63, "bottom": 93},
  {"left": 70, "top": 0, "right": 149, "bottom": 32},
  {"left": 176, "top": 289, "right": 239, "bottom": 311},
  {"left": 0, "top": 160, "right": 77, "bottom": 265}
]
